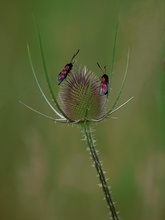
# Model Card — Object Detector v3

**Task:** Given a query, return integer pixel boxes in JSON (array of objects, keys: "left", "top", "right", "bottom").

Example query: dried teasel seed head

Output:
[{"left": 58, "top": 66, "right": 107, "bottom": 122}]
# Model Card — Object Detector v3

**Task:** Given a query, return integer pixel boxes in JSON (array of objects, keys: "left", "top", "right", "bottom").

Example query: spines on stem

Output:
[{"left": 81, "top": 122, "right": 119, "bottom": 220}]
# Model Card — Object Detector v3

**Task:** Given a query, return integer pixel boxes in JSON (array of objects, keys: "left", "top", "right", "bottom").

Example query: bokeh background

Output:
[{"left": 0, "top": 0, "right": 165, "bottom": 219}]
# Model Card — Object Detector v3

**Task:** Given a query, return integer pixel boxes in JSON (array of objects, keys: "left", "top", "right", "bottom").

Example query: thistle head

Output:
[{"left": 58, "top": 66, "right": 107, "bottom": 122}]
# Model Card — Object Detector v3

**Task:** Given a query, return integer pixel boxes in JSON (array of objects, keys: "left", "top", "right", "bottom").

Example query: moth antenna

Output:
[
  {"left": 97, "top": 63, "right": 106, "bottom": 74},
  {"left": 70, "top": 49, "right": 80, "bottom": 63}
]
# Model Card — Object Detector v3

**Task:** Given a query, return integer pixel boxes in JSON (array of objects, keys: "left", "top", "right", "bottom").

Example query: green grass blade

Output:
[
  {"left": 110, "top": 21, "right": 119, "bottom": 85},
  {"left": 107, "top": 21, "right": 119, "bottom": 101},
  {"left": 108, "top": 96, "right": 133, "bottom": 116},
  {"left": 107, "top": 48, "right": 130, "bottom": 115},
  {"left": 89, "top": 97, "right": 133, "bottom": 123},
  {"left": 32, "top": 15, "right": 73, "bottom": 122},
  {"left": 19, "top": 101, "right": 67, "bottom": 123},
  {"left": 27, "top": 44, "right": 65, "bottom": 119}
]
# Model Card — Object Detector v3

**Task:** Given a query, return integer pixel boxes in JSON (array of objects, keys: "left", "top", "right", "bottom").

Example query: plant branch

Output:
[{"left": 82, "top": 122, "right": 119, "bottom": 220}]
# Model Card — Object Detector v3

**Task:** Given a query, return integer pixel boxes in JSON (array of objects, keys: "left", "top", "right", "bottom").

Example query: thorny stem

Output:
[{"left": 82, "top": 122, "right": 119, "bottom": 220}]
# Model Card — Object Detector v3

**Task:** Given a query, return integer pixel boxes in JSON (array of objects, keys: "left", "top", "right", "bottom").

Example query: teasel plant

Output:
[{"left": 20, "top": 18, "right": 133, "bottom": 220}]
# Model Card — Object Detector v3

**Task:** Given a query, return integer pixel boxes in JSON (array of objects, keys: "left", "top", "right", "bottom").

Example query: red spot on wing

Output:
[
  {"left": 58, "top": 63, "right": 73, "bottom": 84},
  {"left": 100, "top": 74, "right": 109, "bottom": 96},
  {"left": 57, "top": 50, "right": 79, "bottom": 85}
]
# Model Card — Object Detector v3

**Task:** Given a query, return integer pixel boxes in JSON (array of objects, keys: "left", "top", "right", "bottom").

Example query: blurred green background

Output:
[{"left": 0, "top": 0, "right": 165, "bottom": 219}]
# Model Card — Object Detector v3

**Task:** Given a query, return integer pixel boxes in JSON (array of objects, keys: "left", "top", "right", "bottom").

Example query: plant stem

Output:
[{"left": 82, "top": 122, "right": 119, "bottom": 220}]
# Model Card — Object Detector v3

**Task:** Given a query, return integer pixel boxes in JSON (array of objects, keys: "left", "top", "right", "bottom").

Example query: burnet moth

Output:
[
  {"left": 58, "top": 49, "right": 80, "bottom": 85},
  {"left": 97, "top": 63, "right": 109, "bottom": 96}
]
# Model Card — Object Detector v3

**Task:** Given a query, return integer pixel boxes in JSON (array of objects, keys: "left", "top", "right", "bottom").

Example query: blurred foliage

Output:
[{"left": 0, "top": 0, "right": 165, "bottom": 220}]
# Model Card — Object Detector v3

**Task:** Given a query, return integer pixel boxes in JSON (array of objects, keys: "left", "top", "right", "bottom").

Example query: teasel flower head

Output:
[{"left": 58, "top": 66, "right": 107, "bottom": 122}]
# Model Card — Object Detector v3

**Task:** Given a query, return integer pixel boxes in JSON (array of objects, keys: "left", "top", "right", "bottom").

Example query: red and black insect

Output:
[
  {"left": 97, "top": 63, "right": 109, "bottom": 96},
  {"left": 58, "top": 49, "right": 80, "bottom": 85}
]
